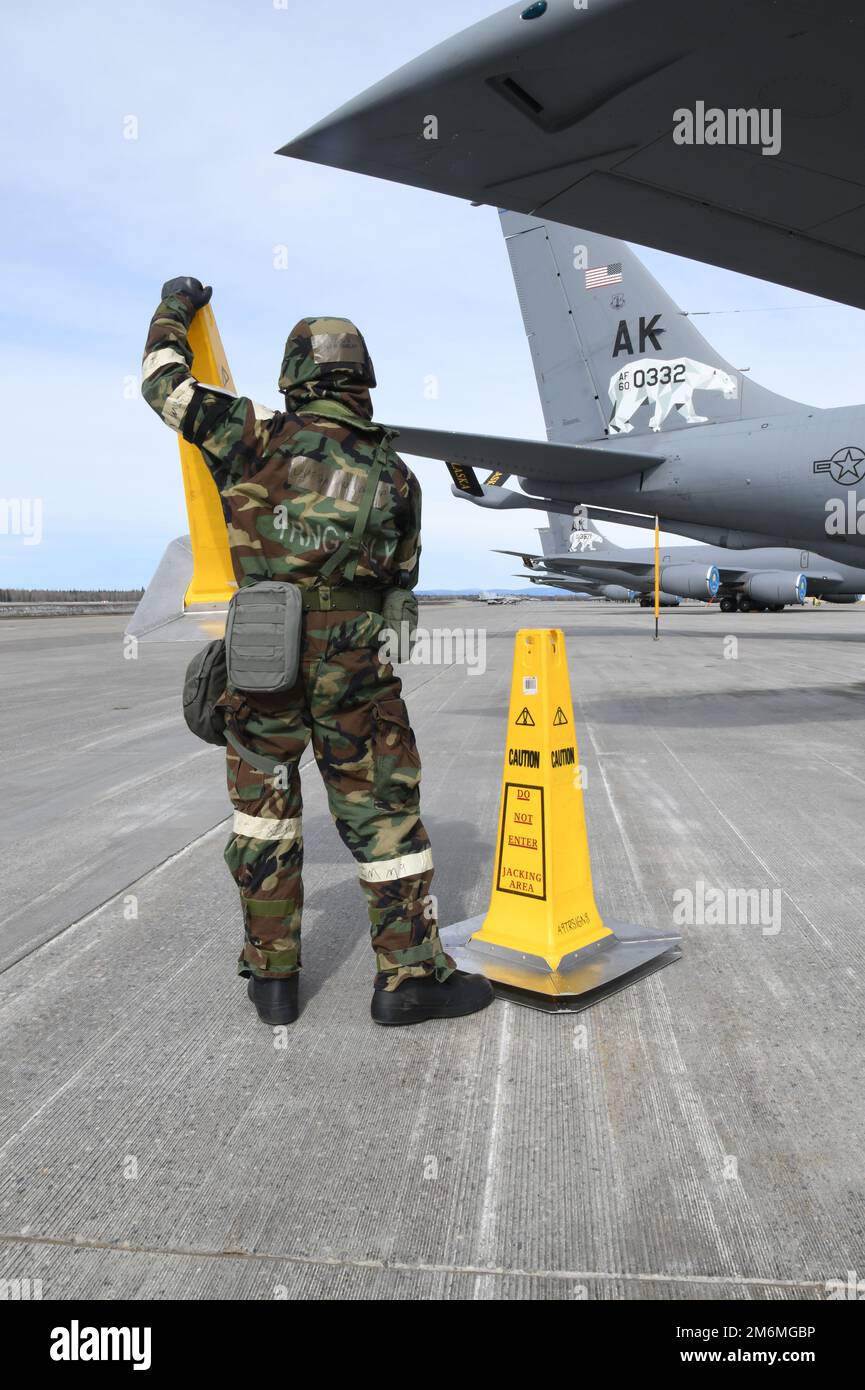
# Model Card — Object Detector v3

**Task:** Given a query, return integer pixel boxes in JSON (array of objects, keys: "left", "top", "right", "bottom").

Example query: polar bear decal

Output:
[
  {"left": 608, "top": 357, "right": 738, "bottom": 434},
  {"left": 569, "top": 529, "right": 603, "bottom": 553}
]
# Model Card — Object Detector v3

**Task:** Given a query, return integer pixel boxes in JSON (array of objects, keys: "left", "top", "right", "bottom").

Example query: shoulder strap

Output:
[
  {"left": 181, "top": 383, "right": 235, "bottom": 445},
  {"left": 318, "top": 439, "right": 389, "bottom": 583},
  {"left": 225, "top": 727, "right": 285, "bottom": 777}
]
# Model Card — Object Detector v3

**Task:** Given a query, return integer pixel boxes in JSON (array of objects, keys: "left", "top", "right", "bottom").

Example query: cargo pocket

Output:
[
  {"left": 373, "top": 697, "right": 422, "bottom": 809},
  {"left": 226, "top": 743, "right": 266, "bottom": 805}
]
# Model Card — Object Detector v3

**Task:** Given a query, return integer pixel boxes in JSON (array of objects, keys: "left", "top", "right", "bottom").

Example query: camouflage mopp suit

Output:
[{"left": 142, "top": 294, "right": 454, "bottom": 992}]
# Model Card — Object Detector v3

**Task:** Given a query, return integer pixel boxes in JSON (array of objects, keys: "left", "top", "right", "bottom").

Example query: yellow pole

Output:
[
  {"left": 179, "top": 306, "right": 238, "bottom": 608},
  {"left": 654, "top": 515, "right": 661, "bottom": 640}
]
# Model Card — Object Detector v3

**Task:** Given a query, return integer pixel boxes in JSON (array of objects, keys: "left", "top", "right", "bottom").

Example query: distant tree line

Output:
[{"left": 0, "top": 589, "right": 144, "bottom": 602}]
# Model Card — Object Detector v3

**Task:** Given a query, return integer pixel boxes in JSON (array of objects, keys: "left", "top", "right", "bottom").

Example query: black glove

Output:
[{"left": 161, "top": 276, "right": 212, "bottom": 309}]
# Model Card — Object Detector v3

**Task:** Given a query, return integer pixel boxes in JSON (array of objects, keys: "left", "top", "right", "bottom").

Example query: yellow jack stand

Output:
[{"left": 441, "top": 629, "right": 681, "bottom": 1011}]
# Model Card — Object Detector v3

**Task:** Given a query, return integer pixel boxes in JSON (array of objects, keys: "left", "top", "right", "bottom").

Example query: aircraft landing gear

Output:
[
  {"left": 737, "top": 595, "right": 754, "bottom": 613},
  {"left": 720, "top": 596, "right": 737, "bottom": 614}
]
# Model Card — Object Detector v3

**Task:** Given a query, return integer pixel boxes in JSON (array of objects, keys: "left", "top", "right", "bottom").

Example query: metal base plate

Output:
[
  {"left": 126, "top": 537, "right": 230, "bottom": 644},
  {"left": 440, "top": 915, "right": 682, "bottom": 1013}
]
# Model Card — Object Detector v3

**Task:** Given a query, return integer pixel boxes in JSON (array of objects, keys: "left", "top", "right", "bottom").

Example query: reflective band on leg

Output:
[
  {"left": 161, "top": 377, "right": 197, "bottom": 431},
  {"left": 357, "top": 849, "right": 433, "bottom": 883},
  {"left": 232, "top": 812, "right": 302, "bottom": 842},
  {"left": 142, "top": 348, "right": 189, "bottom": 381},
  {"left": 246, "top": 900, "right": 294, "bottom": 917}
]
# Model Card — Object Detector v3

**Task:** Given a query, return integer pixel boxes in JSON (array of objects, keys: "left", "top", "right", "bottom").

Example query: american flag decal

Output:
[{"left": 585, "top": 262, "right": 623, "bottom": 289}]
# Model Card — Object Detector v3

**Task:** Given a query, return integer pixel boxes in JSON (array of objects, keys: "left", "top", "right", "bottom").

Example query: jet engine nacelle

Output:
[
  {"left": 819, "top": 593, "right": 863, "bottom": 605},
  {"left": 639, "top": 592, "right": 681, "bottom": 607},
  {"left": 601, "top": 585, "right": 636, "bottom": 602},
  {"left": 744, "top": 571, "right": 807, "bottom": 607},
  {"left": 660, "top": 563, "right": 721, "bottom": 600}
]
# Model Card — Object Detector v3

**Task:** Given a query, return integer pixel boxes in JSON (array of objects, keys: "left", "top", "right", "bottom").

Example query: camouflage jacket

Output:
[{"left": 141, "top": 294, "right": 421, "bottom": 591}]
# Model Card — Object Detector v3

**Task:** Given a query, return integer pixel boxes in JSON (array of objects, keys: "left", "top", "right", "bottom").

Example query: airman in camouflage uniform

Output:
[{"left": 142, "top": 278, "right": 492, "bottom": 1028}]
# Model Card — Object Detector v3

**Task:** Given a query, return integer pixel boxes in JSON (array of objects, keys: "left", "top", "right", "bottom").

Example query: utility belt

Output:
[
  {"left": 182, "top": 580, "right": 417, "bottom": 772},
  {"left": 301, "top": 585, "right": 383, "bottom": 613}
]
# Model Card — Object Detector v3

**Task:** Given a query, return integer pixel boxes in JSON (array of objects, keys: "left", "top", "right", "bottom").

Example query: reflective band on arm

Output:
[
  {"left": 357, "top": 849, "right": 433, "bottom": 883},
  {"left": 161, "top": 377, "right": 197, "bottom": 431},
  {"left": 142, "top": 347, "right": 189, "bottom": 381},
  {"left": 232, "top": 812, "right": 302, "bottom": 842}
]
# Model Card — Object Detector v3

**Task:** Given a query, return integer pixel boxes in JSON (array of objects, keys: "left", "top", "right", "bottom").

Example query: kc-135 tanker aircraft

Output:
[
  {"left": 503, "top": 513, "right": 865, "bottom": 611},
  {"left": 388, "top": 212, "right": 865, "bottom": 578},
  {"left": 281, "top": 0, "right": 865, "bottom": 571}
]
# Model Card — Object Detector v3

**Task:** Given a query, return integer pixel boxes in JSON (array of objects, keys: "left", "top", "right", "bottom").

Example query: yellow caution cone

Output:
[{"left": 441, "top": 629, "right": 681, "bottom": 1011}]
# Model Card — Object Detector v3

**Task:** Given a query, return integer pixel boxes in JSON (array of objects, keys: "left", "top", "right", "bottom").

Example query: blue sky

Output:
[{"left": 3, "top": 0, "right": 865, "bottom": 590}]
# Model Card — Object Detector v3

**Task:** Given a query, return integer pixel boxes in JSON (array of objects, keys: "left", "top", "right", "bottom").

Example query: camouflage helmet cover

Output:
[{"left": 279, "top": 317, "right": 377, "bottom": 394}]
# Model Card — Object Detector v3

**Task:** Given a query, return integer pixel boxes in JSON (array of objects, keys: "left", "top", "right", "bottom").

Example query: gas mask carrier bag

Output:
[{"left": 224, "top": 581, "right": 303, "bottom": 694}]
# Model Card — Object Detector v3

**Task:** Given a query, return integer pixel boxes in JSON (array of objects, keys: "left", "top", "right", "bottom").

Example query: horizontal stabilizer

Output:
[
  {"left": 541, "top": 552, "right": 655, "bottom": 577},
  {"left": 387, "top": 424, "right": 659, "bottom": 485},
  {"left": 126, "top": 537, "right": 230, "bottom": 644}
]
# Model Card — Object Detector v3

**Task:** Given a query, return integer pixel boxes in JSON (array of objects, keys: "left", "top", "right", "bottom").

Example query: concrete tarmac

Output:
[{"left": 0, "top": 603, "right": 863, "bottom": 1300}]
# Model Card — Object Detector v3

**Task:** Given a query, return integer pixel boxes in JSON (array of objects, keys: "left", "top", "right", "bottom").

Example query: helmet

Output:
[{"left": 279, "top": 317, "right": 376, "bottom": 395}]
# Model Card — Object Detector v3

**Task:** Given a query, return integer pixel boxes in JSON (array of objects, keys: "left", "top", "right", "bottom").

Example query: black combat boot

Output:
[
  {"left": 371, "top": 969, "right": 494, "bottom": 1027},
  {"left": 247, "top": 974, "right": 300, "bottom": 1026}
]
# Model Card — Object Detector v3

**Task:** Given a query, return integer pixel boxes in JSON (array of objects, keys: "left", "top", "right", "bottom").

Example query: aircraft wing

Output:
[
  {"left": 800, "top": 568, "right": 845, "bottom": 586},
  {"left": 280, "top": 0, "right": 865, "bottom": 311},
  {"left": 386, "top": 424, "right": 659, "bottom": 485},
  {"left": 716, "top": 565, "right": 845, "bottom": 584}
]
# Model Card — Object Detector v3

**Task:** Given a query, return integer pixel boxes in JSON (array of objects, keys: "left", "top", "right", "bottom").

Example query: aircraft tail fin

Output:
[
  {"left": 501, "top": 211, "right": 802, "bottom": 444},
  {"left": 539, "top": 511, "right": 625, "bottom": 561}
]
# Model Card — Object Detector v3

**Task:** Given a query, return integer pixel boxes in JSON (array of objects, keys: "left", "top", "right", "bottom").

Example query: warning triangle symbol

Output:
[
  {"left": 553, "top": 707, "right": 569, "bottom": 728},
  {"left": 515, "top": 707, "right": 536, "bottom": 728}
]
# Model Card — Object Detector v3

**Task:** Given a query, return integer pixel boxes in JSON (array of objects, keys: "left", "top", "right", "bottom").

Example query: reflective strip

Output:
[
  {"left": 311, "top": 330, "right": 365, "bottom": 365},
  {"left": 287, "top": 453, "right": 366, "bottom": 503},
  {"left": 232, "top": 811, "right": 302, "bottom": 842},
  {"left": 142, "top": 347, "right": 188, "bottom": 381},
  {"left": 357, "top": 848, "right": 433, "bottom": 884},
  {"left": 161, "top": 377, "right": 197, "bottom": 431}
]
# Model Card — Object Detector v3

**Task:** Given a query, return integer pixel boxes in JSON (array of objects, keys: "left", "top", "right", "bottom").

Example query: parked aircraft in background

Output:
[
  {"left": 385, "top": 214, "right": 865, "bottom": 575},
  {"left": 501, "top": 517, "right": 865, "bottom": 613}
]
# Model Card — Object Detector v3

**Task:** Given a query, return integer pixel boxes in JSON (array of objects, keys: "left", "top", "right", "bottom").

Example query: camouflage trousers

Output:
[{"left": 220, "top": 608, "right": 454, "bottom": 992}]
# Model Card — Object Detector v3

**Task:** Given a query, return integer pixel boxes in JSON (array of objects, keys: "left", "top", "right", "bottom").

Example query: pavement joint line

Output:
[
  {"left": 0, "top": 816, "right": 232, "bottom": 978},
  {"left": 0, "top": 1232, "right": 829, "bottom": 1293},
  {"left": 472, "top": 1003, "right": 514, "bottom": 1301},
  {"left": 651, "top": 731, "right": 833, "bottom": 951},
  {"left": 573, "top": 695, "right": 775, "bottom": 1268},
  {"left": 0, "top": 659, "right": 460, "bottom": 979}
]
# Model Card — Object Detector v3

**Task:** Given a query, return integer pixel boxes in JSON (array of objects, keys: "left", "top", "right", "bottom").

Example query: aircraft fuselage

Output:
[{"left": 525, "top": 406, "right": 865, "bottom": 567}]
